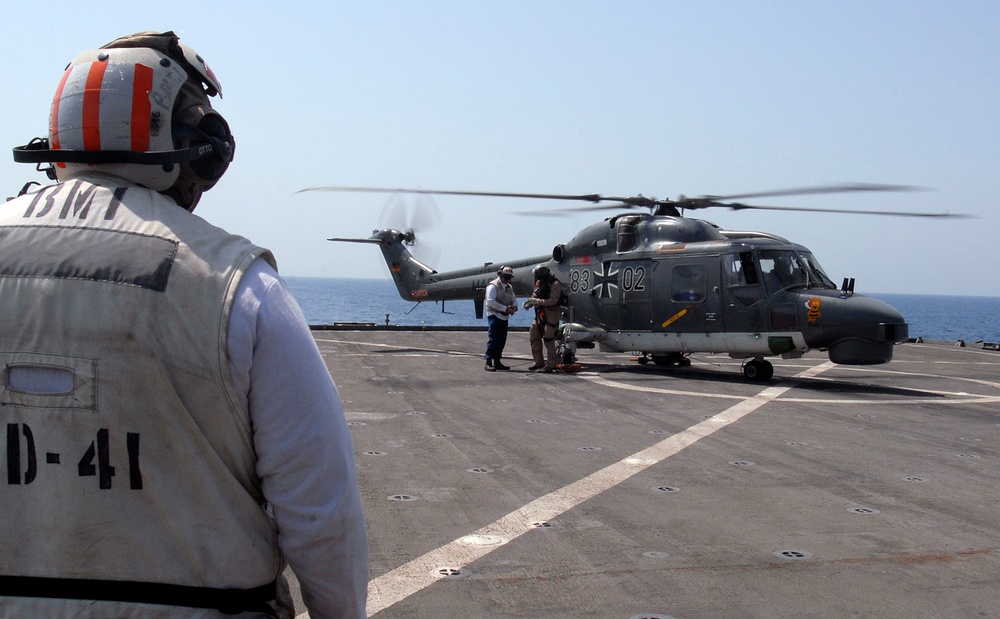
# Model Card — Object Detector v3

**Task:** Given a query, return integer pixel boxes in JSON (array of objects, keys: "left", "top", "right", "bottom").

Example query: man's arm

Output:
[
  {"left": 229, "top": 259, "right": 369, "bottom": 618},
  {"left": 536, "top": 280, "right": 563, "bottom": 307}
]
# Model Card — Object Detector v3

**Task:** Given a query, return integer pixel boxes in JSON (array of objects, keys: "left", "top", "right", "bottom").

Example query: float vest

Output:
[
  {"left": 0, "top": 179, "right": 282, "bottom": 616},
  {"left": 486, "top": 277, "right": 515, "bottom": 318}
]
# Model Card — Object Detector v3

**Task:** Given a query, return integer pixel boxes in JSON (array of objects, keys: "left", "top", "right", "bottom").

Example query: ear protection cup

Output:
[
  {"left": 188, "top": 113, "right": 234, "bottom": 183},
  {"left": 162, "top": 82, "right": 235, "bottom": 210}
]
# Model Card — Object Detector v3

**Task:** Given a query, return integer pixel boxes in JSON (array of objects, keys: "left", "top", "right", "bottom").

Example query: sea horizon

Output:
[{"left": 285, "top": 276, "right": 1000, "bottom": 344}]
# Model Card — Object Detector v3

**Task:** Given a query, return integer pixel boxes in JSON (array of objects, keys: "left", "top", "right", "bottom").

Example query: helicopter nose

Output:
[{"left": 803, "top": 294, "right": 908, "bottom": 365}]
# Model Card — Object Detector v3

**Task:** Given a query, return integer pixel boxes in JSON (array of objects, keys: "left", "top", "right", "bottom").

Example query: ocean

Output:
[{"left": 285, "top": 277, "right": 1000, "bottom": 344}]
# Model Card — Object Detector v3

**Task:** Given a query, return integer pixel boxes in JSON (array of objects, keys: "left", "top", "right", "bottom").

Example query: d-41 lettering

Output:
[{"left": 6, "top": 424, "right": 142, "bottom": 490}]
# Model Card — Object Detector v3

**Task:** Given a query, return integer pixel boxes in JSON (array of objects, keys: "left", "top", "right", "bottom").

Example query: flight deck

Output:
[{"left": 291, "top": 331, "right": 1000, "bottom": 618}]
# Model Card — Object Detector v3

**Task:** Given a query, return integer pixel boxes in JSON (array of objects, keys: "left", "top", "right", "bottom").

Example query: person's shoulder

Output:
[{"left": 235, "top": 259, "right": 288, "bottom": 312}]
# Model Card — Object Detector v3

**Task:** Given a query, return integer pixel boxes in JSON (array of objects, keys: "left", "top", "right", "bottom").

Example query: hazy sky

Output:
[{"left": 3, "top": 2, "right": 997, "bottom": 297}]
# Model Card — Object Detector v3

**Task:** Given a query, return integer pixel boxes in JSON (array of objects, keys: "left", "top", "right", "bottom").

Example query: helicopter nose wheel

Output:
[{"left": 742, "top": 358, "right": 774, "bottom": 381}]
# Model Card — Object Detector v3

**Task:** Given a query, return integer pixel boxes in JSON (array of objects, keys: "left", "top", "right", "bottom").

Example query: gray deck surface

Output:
[{"left": 290, "top": 331, "right": 1000, "bottom": 619}]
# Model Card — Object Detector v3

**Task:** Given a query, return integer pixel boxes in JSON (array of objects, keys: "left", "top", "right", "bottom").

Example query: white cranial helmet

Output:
[{"left": 14, "top": 31, "right": 233, "bottom": 211}]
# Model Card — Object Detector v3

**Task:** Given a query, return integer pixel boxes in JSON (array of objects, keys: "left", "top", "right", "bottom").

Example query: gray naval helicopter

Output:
[{"left": 303, "top": 183, "right": 954, "bottom": 381}]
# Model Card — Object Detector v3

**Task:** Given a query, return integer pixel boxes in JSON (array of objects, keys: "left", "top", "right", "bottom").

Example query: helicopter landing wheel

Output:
[
  {"left": 557, "top": 342, "right": 578, "bottom": 367},
  {"left": 742, "top": 359, "right": 774, "bottom": 381}
]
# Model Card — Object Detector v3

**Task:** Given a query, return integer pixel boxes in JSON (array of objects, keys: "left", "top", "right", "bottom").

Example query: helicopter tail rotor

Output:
[{"left": 379, "top": 192, "right": 443, "bottom": 266}]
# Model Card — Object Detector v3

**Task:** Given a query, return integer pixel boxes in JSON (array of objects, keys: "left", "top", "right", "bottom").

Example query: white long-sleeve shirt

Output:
[
  {"left": 227, "top": 258, "right": 369, "bottom": 618},
  {"left": 484, "top": 279, "right": 517, "bottom": 320}
]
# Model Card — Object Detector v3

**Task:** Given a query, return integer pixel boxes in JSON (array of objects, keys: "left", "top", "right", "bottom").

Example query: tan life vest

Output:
[{"left": 0, "top": 179, "right": 283, "bottom": 616}]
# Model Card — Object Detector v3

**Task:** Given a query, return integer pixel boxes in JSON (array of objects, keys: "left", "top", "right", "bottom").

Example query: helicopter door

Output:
[
  {"left": 619, "top": 259, "right": 652, "bottom": 330},
  {"left": 720, "top": 252, "right": 766, "bottom": 332},
  {"left": 652, "top": 257, "right": 722, "bottom": 333},
  {"left": 594, "top": 259, "right": 652, "bottom": 330}
]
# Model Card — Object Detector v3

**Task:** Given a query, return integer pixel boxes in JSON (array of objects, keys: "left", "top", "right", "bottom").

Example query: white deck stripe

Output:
[{"left": 346, "top": 361, "right": 835, "bottom": 617}]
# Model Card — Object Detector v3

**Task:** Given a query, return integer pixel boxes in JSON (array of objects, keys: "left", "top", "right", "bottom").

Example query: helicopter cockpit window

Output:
[
  {"left": 670, "top": 264, "right": 706, "bottom": 303},
  {"left": 758, "top": 249, "right": 834, "bottom": 294},
  {"left": 759, "top": 250, "right": 802, "bottom": 294},
  {"left": 616, "top": 215, "right": 640, "bottom": 253},
  {"left": 797, "top": 252, "right": 836, "bottom": 288},
  {"left": 723, "top": 252, "right": 763, "bottom": 306}
]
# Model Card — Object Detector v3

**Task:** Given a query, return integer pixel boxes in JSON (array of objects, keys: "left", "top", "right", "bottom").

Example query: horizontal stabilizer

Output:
[{"left": 328, "top": 237, "right": 385, "bottom": 244}]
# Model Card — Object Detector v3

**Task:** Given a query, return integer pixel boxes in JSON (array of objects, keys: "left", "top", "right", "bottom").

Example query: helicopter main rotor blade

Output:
[
  {"left": 300, "top": 183, "right": 968, "bottom": 218},
  {"left": 692, "top": 182, "right": 927, "bottom": 203},
  {"left": 299, "top": 185, "right": 673, "bottom": 218},
  {"left": 299, "top": 185, "right": 607, "bottom": 204},
  {"left": 300, "top": 183, "right": 923, "bottom": 205},
  {"left": 513, "top": 201, "right": 642, "bottom": 216},
  {"left": 716, "top": 202, "right": 971, "bottom": 218}
]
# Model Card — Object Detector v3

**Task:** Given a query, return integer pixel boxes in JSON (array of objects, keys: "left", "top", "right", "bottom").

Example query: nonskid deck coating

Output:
[{"left": 288, "top": 333, "right": 1000, "bottom": 619}]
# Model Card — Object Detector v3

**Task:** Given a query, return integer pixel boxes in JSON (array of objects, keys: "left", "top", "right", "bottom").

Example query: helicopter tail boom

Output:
[{"left": 329, "top": 228, "right": 549, "bottom": 304}]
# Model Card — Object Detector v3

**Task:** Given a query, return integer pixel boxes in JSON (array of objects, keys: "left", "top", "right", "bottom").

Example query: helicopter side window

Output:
[
  {"left": 616, "top": 215, "right": 640, "bottom": 253},
  {"left": 723, "top": 252, "right": 763, "bottom": 306},
  {"left": 670, "top": 264, "right": 706, "bottom": 303}
]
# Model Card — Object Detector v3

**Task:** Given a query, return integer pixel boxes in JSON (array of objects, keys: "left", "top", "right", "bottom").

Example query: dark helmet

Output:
[
  {"left": 532, "top": 265, "right": 551, "bottom": 281},
  {"left": 13, "top": 31, "right": 233, "bottom": 211}
]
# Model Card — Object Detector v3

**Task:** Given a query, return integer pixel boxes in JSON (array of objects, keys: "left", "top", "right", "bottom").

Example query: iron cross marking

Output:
[{"left": 593, "top": 261, "right": 619, "bottom": 299}]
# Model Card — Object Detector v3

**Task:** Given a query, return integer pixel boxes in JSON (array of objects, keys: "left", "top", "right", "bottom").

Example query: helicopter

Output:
[{"left": 302, "top": 183, "right": 959, "bottom": 381}]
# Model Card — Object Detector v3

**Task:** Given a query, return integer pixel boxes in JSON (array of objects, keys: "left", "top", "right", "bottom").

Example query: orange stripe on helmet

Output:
[
  {"left": 82, "top": 59, "right": 109, "bottom": 151},
  {"left": 130, "top": 63, "right": 153, "bottom": 152},
  {"left": 49, "top": 67, "right": 72, "bottom": 168}
]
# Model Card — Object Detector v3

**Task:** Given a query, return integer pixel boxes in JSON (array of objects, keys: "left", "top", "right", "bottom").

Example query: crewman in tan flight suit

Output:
[{"left": 524, "top": 265, "right": 563, "bottom": 372}]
